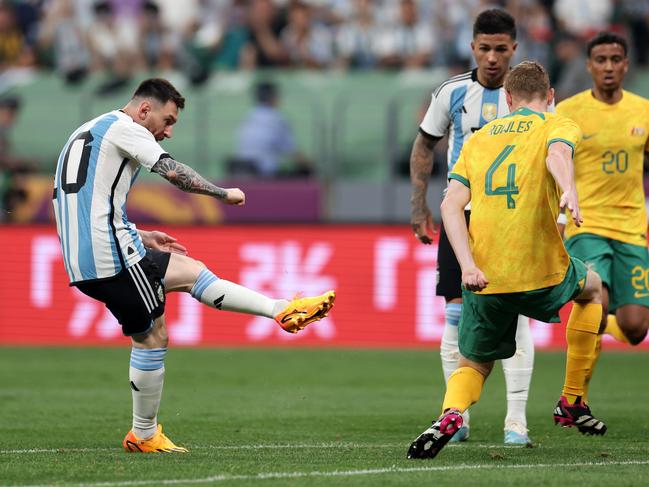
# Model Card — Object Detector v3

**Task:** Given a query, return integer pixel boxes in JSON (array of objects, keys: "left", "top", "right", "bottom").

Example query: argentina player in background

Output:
[
  {"left": 52, "top": 78, "right": 335, "bottom": 453},
  {"left": 409, "top": 9, "right": 534, "bottom": 446}
]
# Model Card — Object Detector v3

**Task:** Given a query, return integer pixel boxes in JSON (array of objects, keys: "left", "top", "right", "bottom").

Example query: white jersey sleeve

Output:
[
  {"left": 419, "top": 87, "right": 451, "bottom": 138},
  {"left": 112, "top": 120, "right": 168, "bottom": 170}
]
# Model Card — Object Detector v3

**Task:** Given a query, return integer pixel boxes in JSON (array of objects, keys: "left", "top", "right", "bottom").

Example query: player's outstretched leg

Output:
[
  {"left": 181, "top": 262, "right": 335, "bottom": 333},
  {"left": 502, "top": 315, "right": 534, "bottom": 446},
  {"left": 407, "top": 409, "right": 463, "bottom": 459}
]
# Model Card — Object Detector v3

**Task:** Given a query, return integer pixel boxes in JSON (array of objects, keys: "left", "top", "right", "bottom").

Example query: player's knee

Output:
[
  {"left": 618, "top": 318, "right": 648, "bottom": 345},
  {"left": 579, "top": 270, "right": 602, "bottom": 303}
]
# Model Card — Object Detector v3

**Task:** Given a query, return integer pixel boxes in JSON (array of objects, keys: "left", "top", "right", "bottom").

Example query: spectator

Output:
[
  {"left": 86, "top": 1, "right": 140, "bottom": 92},
  {"left": 228, "top": 81, "right": 313, "bottom": 178},
  {"left": 241, "top": 0, "right": 289, "bottom": 69},
  {"left": 0, "top": 95, "right": 36, "bottom": 222},
  {"left": 335, "top": 0, "right": 382, "bottom": 69},
  {"left": 280, "top": 0, "right": 334, "bottom": 69},
  {"left": 376, "top": 0, "right": 435, "bottom": 69},
  {"left": 621, "top": 0, "right": 649, "bottom": 67},
  {"left": 552, "top": 32, "right": 592, "bottom": 102},
  {"left": 553, "top": 0, "right": 613, "bottom": 39},
  {"left": 0, "top": 1, "right": 35, "bottom": 70},
  {"left": 37, "top": 0, "right": 90, "bottom": 83}
]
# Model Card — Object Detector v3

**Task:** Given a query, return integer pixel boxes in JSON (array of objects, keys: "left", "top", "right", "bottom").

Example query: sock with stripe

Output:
[
  {"left": 604, "top": 314, "right": 630, "bottom": 344},
  {"left": 502, "top": 315, "right": 534, "bottom": 428},
  {"left": 190, "top": 269, "right": 288, "bottom": 318},
  {"left": 440, "top": 303, "right": 462, "bottom": 383},
  {"left": 562, "top": 303, "right": 602, "bottom": 404},
  {"left": 130, "top": 347, "right": 166, "bottom": 440},
  {"left": 442, "top": 366, "right": 485, "bottom": 413}
]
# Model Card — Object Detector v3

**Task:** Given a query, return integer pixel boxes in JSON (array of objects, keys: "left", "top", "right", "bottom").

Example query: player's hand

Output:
[
  {"left": 142, "top": 231, "right": 188, "bottom": 255},
  {"left": 559, "top": 190, "right": 582, "bottom": 227},
  {"left": 462, "top": 266, "right": 488, "bottom": 292},
  {"left": 223, "top": 188, "right": 245, "bottom": 206},
  {"left": 411, "top": 207, "right": 436, "bottom": 244}
]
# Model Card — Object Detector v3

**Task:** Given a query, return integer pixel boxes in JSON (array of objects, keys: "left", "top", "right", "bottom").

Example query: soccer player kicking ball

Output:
[
  {"left": 52, "top": 78, "right": 335, "bottom": 453},
  {"left": 557, "top": 32, "right": 649, "bottom": 392},
  {"left": 407, "top": 61, "right": 606, "bottom": 460}
]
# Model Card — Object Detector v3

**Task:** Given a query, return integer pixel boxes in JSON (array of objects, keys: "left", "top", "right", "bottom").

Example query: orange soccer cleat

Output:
[
  {"left": 274, "top": 290, "right": 336, "bottom": 333},
  {"left": 123, "top": 425, "right": 188, "bottom": 453}
]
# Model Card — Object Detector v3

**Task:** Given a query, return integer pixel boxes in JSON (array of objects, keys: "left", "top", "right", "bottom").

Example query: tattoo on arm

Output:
[
  {"left": 152, "top": 157, "right": 227, "bottom": 200},
  {"left": 410, "top": 133, "right": 438, "bottom": 216}
]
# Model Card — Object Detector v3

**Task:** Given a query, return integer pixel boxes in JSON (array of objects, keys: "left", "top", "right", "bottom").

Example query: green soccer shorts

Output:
[
  {"left": 565, "top": 233, "right": 649, "bottom": 312},
  {"left": 458, "top": 257, "right": 588, "bottom": 362}
]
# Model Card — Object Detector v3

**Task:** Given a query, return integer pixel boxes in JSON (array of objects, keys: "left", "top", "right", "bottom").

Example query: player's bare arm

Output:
[
  {"left": 409, "top": 132, "right": 440, "bottom": 244},
  {"left": 152, "top": 157, "right": 245, "bottom": 205},
  {"left": 440, "top": 179, "right": 488, "bottom": 291},
  {"left": 546, "top": 142, "right": 581, "bottom": 227}
]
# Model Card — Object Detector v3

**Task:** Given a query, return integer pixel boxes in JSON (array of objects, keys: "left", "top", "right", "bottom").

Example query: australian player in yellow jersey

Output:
[
  {"left": 557, "top": 32, "right": 649, "bottom": 356},
  {"left": 407, "top": 61, "right": 606, "bottom": 460}
]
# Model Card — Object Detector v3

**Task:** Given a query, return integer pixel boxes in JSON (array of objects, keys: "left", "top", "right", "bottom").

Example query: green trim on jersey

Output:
[
  {"left": 449, "top": 173, "right": 470, "bottom": 188},
  {"left": 548, "top": 138, "right": 576, "bottom": 157},
  {"left": 503, "top": 107, "right": 546, "bottom": 120}
]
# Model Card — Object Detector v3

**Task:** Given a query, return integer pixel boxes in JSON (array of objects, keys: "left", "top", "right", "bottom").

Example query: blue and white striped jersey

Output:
[
  {"left": 53, "top": 110, "right": 167, "bottom": 284},
  {"left": 420, "top": 69, "right": 508, "bottom": 174}
]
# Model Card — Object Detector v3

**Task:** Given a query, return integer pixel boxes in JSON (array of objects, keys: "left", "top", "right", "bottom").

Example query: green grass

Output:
[{"left": 0, "top": 348, "right": 647, "bottom": 486}]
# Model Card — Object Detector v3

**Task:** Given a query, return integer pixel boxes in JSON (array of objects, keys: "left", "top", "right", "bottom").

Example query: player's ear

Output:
[
  {"left": 505, "top": 90, "right": 513, "bottom": 109},
  {"left": 547, "top": 88, "right": 555, "bottom": 106},
  {"left": 138, "top": 100, "right": 151, "bottom": 121},
  {"left": 511, "top": 41, "right": 518, "bottom": 53}
]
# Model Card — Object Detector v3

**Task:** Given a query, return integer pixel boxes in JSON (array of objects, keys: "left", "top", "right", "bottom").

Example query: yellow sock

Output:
[
  {"left": 563, "top": 302, "right": 602, "bottom": 404},
  {"left": 582, "top": 333, "right": 602, "bottom": 404},
  {"left": 442, "top": 367, "right": 485, "bottom": 413},
  {"left": 605, "top": 315, "right": 631, "bottom": 344}
]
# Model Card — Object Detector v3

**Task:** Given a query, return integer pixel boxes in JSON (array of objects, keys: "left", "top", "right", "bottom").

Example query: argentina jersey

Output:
[
  {"left": 419, "top": 69, "right": 509, "bottom": 174},
  {"left": 53, "top": 110, "right": 167, "bottom": 284}
]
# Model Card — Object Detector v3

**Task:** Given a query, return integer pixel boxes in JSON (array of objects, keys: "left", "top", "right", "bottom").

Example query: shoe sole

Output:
[
  {"left": 283, "top": 292, "right": 336, "bottom": 333},
  {"left": 407, "top": 431, "right": 454, "bottom": 459},
  {"left": 554, "top": 416, "right": 607, "bottom": 436}
]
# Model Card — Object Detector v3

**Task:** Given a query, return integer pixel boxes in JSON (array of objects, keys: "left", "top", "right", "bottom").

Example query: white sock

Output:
[
  {"left": 129, "top": 347, "right": 167, "bottom": 440},
  {"left": 502, "top": 315, "right": 534, "bottom": 427},
  {"left": 440, "top": 303, "right": 470, "bottom": 426},
  {"left": 440, "top": 304, "right": 461, "bottom": 383},
  {"left": 190, "top": 269, "right": 288, "bottom": 318}
]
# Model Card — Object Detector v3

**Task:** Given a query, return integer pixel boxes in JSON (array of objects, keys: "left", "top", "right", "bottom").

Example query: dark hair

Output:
[
  {"left": 255, "top": 81, "right": 277, "bottom": 104},
  {"left": 504, "top": 61, "right": 549, "bottom": 100},
  {"left": 586, "top": 31, "right": 628, "bottom": 58},
  {"left": 132, "top": 78, "right": 185, "bottom": 109},
  {"left": 473, "top": 9, "right": 516, "bottom": 40}
]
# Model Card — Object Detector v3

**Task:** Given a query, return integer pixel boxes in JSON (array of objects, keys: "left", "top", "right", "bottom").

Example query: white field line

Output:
[
  {"left": 0, "top": 442, "right": 534, "bottom": 455},
  {"left": 5, "top": 460, "right": 649, "bottom": 487}
]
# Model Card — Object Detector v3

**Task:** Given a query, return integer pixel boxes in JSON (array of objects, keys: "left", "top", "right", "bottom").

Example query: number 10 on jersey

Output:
[{"left": 486, "top": 144, "right": 519, "bottom": 209}]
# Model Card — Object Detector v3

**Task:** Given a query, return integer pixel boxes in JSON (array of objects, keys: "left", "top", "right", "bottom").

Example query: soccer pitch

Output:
[{"left": 1, "top": 348, "right": 647, "bottom": 486}]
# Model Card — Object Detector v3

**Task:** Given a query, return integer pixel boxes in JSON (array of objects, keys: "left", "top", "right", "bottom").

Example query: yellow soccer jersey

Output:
[
  {"left": 557, "top": 90, "right": 649, "bottom": 246},
  {"left": 450, "top": 107, "right": 581, "bottom": 294}
]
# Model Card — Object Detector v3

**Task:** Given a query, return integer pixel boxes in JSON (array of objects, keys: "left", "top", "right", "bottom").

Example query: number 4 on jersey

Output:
[{"left": 486, "top": 144, "right": 519, "bottom": 209}]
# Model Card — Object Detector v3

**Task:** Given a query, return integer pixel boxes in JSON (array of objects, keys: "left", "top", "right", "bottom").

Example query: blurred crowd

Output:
[
  {"left": 0, "top": 0, "right": 646, "bottom": 89},
  {"left": 1, "top": 0, "right": 649, "bottom": 221}
]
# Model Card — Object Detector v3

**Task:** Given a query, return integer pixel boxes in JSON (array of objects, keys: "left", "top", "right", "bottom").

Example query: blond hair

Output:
[{"left": 504, "top": 61, "right": 550, "bottom": 101}]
